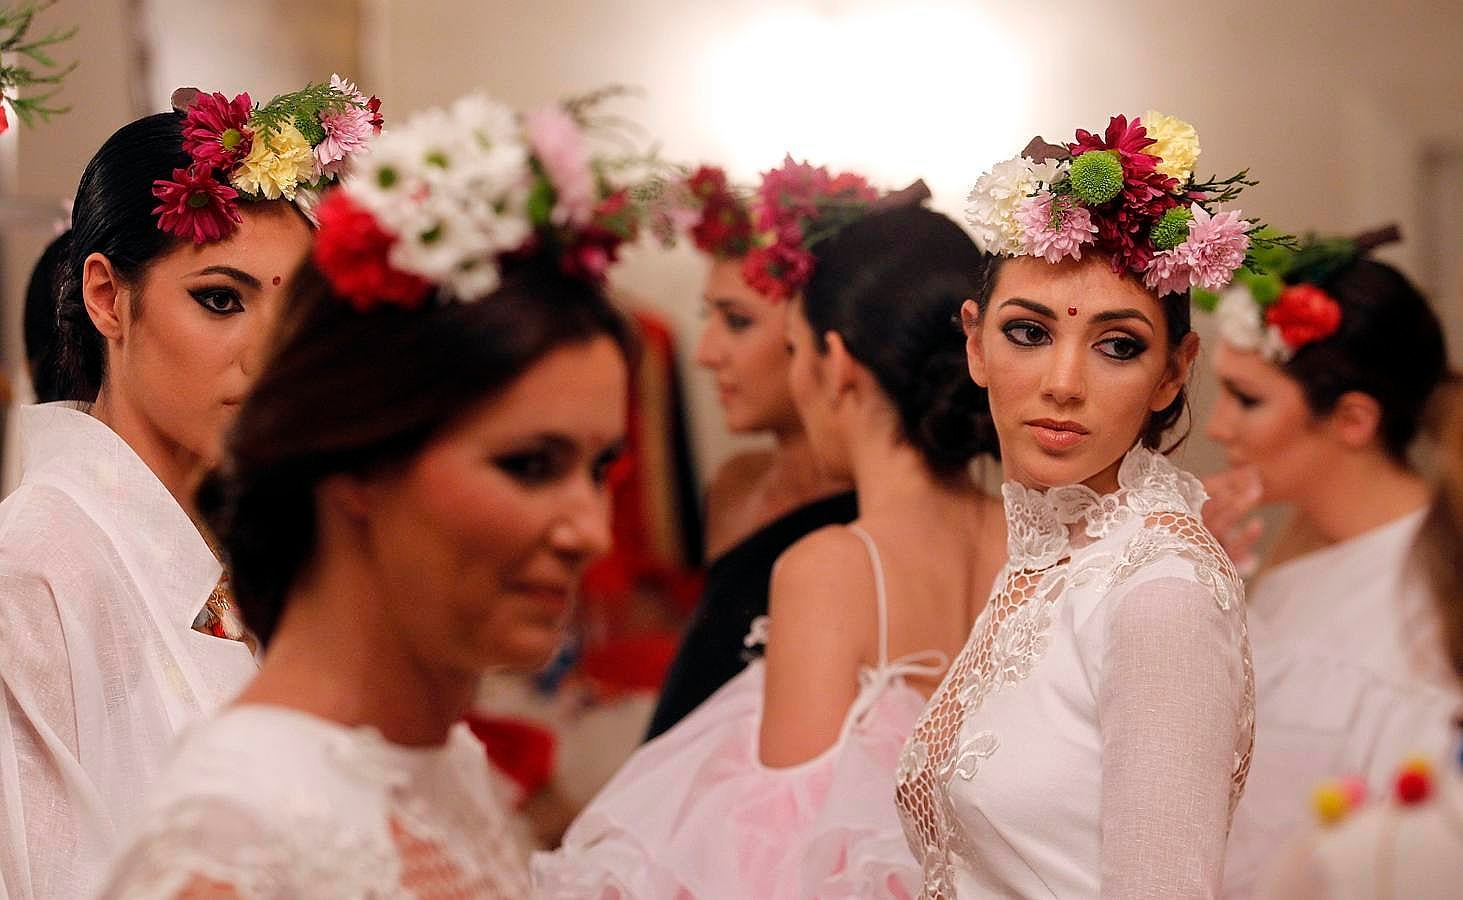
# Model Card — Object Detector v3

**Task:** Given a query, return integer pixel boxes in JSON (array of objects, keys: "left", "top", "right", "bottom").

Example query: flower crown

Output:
[
  {"left": 967, "top": 111, "right": 1289, "bottom": 297},
  {"left": 152, "top": 75, "right": 381, "bottom": 244},
  {"left": 1198, "top": 225, "right": 1400, "bottom": 363},
  {"left": 311, "top": 92, "right": 646, "bottom": 312}
]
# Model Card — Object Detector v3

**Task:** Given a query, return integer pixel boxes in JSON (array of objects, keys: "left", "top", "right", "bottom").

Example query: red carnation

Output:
[
  {"left": 366, "top": 96, "right": 384, "bottom": 134},
  {"left": 741, "top": 241, "right": 814, "bottom": 301},
  {"left": 151, "top": 165, "right": 242, "bottom": 244},
  {"left": 687, "top": 165, "right": 729, "bottom": 201},
  {"left": 312, "top": 191, "right": 432, "bottom": 311},
  {"left": 180, "top": 91, "right": 254, "bottom": 169},
  {"left": 1265, "top": 284, "right": 1343, "bottom": 351}
]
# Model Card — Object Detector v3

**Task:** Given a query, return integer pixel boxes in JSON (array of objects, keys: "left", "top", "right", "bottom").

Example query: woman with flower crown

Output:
[
  {"left": 0, "top": 78, "right": 377, "bottom": 900},
  {"left": 643, "top": 160, "right": 857, "bottom": 741},
  {"left": 1195, "top": 229, "right": 1459, "bottom": 896},
  {"left": 535, "top": 187, "right": 1006, "bottom": 898},
  {"left": 1257, "top": 380, "right": 1463, "bottom": 900},
  {"left": 893, "top": 112, "right": 1258, "bottom": 897},
  {"left": 97, "top": 92, "right": 643, "bottom": 899}
]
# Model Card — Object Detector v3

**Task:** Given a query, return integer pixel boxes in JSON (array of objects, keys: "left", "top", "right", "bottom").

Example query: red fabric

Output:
[{"left": 462, "top": 713, "right": 557, "bottom": 807}]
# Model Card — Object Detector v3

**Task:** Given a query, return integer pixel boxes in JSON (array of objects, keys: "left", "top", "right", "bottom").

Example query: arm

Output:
[
  {"left": 0, "top": 570, "right": 99, "bottom": 900},
  {"left": 757, "top": 527, "right": 877, "bottom": 768},
  {"left": 1096, "top": 573, "right": 1248, "bottom": 899}
]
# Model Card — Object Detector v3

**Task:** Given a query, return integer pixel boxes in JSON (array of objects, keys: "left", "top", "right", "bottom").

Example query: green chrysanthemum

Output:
[
  {"left": 1150, "top": 206, "right": 1194, "bottom": 250},
  {"left": 1068, "top": 150, "right": 1125, "bottom": 205}
]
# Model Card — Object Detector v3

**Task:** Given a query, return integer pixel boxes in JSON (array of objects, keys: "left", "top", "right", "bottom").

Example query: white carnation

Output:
[
  {"left": 965, "top": 156, "right": 1064, "bottom": 255},
  {"left": 1215, "top": 287, "right": 1266, "bottom": 353}
]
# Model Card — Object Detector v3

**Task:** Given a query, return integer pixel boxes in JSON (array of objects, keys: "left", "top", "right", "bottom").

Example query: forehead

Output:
[
  {"left": 991, "top": 255, "right": 1163, "bottom": 320},
  {"left": 704, "top": 256, "right": 775, "bottom": 307},
  {"left": 468, "top": 336, "right": 628, "bottom": 440},
  {"left": 1213, "top": 341, "right": 1288, "bottom": 384},
  {"left": 152, "top": 203, "right": 312, "bottom": 278}
]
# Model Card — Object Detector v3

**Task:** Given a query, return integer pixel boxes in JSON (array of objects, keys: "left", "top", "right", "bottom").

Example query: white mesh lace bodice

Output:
[
  {"left": 98, "top": 706, "right": 530, "bottom": 899},
  {"left": 894, "top": 446, "right": 1254, "bottom": 898}
]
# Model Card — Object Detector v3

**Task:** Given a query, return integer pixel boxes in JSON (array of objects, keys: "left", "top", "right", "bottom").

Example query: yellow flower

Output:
[
  {"left": 1141, "top": 110, "right": 1201, "bottom": 183},
  {"left": 231, "top": 123, "right": 316, "bottom": 201}
]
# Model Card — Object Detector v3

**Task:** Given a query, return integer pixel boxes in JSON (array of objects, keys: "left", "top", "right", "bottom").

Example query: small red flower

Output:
[
  {"left": 741, "top": 241, "right": 813, "bottom": 301},
  {"left": 684, "top": 166, "right": 754, "bottom": 258},
  {"left": 561, "top": 189, "right": 637, "bottom": 282},
  {"left": 312, "top": 191, "right": 432, "bottom": 311},
  {"left": 180, "top": 91, "right": 254, "bottom": 169},
  {"left": 1265, "top": 283, "right": 1343, "bottom": 352},
  {"left": 151, "top": 165, "right": 242, "bottom": 244},
  {"left": 366, "top": 96, "right": 384, "bottom": 133},
  {"left": 0, "top": 105, "right": 9, "bottom": 136}
]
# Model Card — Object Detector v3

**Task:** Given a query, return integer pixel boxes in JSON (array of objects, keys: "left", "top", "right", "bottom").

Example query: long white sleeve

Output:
[{"left": 1095, "top": 572, "right": 1248, "bottom": 898}]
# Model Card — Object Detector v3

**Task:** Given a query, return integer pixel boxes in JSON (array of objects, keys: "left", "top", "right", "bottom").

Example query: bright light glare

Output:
[{"left": 703, "top": 6, "right": 1030, "bottom": 214}]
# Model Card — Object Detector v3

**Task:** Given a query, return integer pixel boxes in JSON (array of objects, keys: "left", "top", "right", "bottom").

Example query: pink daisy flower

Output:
[
  {"left": 180, "top": 91, "right": 253, "bottom": 170},
  {"left": 1016, "top": 192, "right": 1098, "bottom": 263},
  {"left": 314, "top": 74, "right": 375, "bottom": 178},
  {"left": 152, "top": 165, "right": 242, "bottom": 244}
]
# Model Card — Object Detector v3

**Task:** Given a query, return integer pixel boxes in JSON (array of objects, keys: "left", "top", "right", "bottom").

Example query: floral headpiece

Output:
[
  {"left": 682, "top": 165, "right": 755, "bottom": 259},
  {"left": 151, "top": 76, "right": 381, "bottom": 245},
  {"left": 1199, "top": 225, "right": 1400, "bottom": 363},
  {"left": 967, "top": 111, "right": 1289, "bottom": 297},
  {"left": 311, "top": 91, "right": 646, "bottom": 312}
]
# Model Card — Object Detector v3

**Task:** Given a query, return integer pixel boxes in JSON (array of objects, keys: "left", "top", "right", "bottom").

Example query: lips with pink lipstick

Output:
[{"left": 1026, "top": 418, "right": 1091, "bottom": 452}]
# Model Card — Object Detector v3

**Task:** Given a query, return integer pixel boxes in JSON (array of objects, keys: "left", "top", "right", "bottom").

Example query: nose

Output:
[
  {"left": 1040, "top": 339, "right": 1086, "bottom": 406},
  {"left": 694, "top": 322, "right": 723, "bottom": 371},
  {"left": 1206, "top": 397, "right": 1236, "bottom": 445},
  {"left": 550, "top": 477, "right": 614, "bottom": 564},
  {"left": 239, "top": 303, "right": 284, "bottom": 380}
]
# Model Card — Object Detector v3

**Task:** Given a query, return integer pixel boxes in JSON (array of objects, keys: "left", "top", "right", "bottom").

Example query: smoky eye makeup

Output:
[
  {"left": 1094, "top": 331, "right": 1149, "bottom": 361},
  {"left": 187, "top": 284, "right": 245, "bottom": 315},
  {"left": 1000, "top": 318, "right": 1051, "bottom": 347}
]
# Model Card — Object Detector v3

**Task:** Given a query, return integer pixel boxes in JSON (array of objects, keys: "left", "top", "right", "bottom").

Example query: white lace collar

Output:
[{"left": 1001, "top": 445, "right": 1209, "bottom": 569}]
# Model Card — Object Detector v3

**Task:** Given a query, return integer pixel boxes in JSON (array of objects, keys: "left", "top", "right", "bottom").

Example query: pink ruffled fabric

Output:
[{"left": 533, "top": 661, "right": 923, "bottom": 899}]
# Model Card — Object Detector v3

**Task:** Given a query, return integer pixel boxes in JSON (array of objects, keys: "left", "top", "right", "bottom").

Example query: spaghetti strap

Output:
[{"left": 845, "top": 524, "right": 889, "bottom": 670}]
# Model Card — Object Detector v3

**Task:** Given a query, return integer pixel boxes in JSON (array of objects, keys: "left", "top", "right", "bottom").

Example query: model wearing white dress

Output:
[
  {"left": 534, "top": 525, "right": 942, "bottom": 898},
  {"left": 98, "top": 705, "right": 531, "bottom": 898},
  {"left": 0, "top": 403, "right": 258, "bottom": 900},
  {"left": 1222, "top": 510, "right": 1461, "bottom": 897},
  {"left": 894, "top": 445, "right": 1254, "bottom": 898}
]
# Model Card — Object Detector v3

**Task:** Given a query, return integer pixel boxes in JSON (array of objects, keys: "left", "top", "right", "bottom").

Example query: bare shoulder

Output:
[{"left": 769, "top": 525, "right": 879, "bottom": 627}]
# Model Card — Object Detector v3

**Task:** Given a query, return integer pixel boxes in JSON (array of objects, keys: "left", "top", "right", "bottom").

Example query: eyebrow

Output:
[
  {"left": 998, "top": 297, "right": 1057, "bottom": 318},
  {"left": 1090, "top": 307, "right": 1156, "bottom": 330},
  {"left": 184, "top": 265, "right": 262, "bottom": 290}
]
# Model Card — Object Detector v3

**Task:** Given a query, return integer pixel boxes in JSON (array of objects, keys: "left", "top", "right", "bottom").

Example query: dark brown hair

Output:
[
  {"left": 1282, "top": 259, "right": 1447, "bottom": 459},
  {"left": 198, "top": 258, "right": 637, "bottom": 647},
  {"left": 803, "top": 204, "right": 998, "bottom": 477},
  {"left": 971, "top": 254, "right": 1193, "bottom": 451},
  {"left": 1415, "top": 380, "right": 1463, "bottom": 680}
]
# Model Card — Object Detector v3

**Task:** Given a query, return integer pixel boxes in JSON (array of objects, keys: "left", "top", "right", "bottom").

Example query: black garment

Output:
[{"left": 643, "top": 491, "right": 858, "bottom": 741}]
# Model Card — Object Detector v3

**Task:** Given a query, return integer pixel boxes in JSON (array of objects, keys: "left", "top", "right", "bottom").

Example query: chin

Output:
[{"left": 491, "top": 626, "right": 566, "bottom": 672}]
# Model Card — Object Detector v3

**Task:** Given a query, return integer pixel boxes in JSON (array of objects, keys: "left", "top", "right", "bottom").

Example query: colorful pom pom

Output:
[
  {"left": 1395, "top": 756, "right": 1433, "bottom": 805},
  {"left": 1313, "top": 774, "right": 1369, "bottom": 825}
]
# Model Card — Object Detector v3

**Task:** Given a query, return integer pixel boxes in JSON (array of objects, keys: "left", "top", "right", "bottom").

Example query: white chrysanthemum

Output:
[
  {"left": 348, "top": 129, "right": 432, "bottom": 230},
  {"left": 1215, "top": 287, "right": 1266, "bottom": 353},
  {"left": 965, "top": 156, "right": 1064, "bottom": 255},
  {"left": 1261, "top": 325, "right": 1294, "bottom": 363}
]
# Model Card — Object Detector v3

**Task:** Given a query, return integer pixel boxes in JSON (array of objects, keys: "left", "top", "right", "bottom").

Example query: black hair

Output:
[
  {"left": 801, "top": 204, "right": 998, "bottom": 477},
  {"left": 1283, "top": 258, "right": 1447, "bottom": 459},
  {"left": 198, "top": 258, "right": 638, "bottom": 647},
  {"left": 24, "top": 230, "right": 72, "bottom": 402},
  {"left": 972, "top": 254, "right": 1193, "bottom": 450},
  {"left": 43, "top": 112, "right": 190, "bottom": 402}
]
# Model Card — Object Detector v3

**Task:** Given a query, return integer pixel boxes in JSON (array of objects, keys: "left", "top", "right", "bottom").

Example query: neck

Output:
[
  {"left": 766, "top": 425, "right": 852, "bottom": 501},
  {"left": 92, "top": 384, "right": 204, "bottom": 518},
  {"left": 237, "top": 542, "right": 478, "bottom": 747},
  {"left": 1294, "top": 448, "right": 1430, "bottom": 545},
  {"left": 845, "top": 417, "right": 973, "bottom": 517}
]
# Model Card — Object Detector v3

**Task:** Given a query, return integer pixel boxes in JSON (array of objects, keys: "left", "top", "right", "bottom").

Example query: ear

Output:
[
  {"left": 962, "top": 299, "right": 989, "bottom": 388},
  {"left": 81, "top": 252, "right": 129, "bottom": 342},
  {"left": 1151, "top": 331, "right": 1200, "bottom": 412},
  {"left": 1326, "top": 390, "right": 1384, "bottom": 450},
  {"left": 822, "top": 331, "right": 859, "bottom": 400},
  {"left": 317, "top": 471, "right": 377, "bottom": 523}
]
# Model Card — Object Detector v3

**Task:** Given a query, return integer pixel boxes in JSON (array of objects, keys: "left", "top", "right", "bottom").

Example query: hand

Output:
[{"left": 1202, "top": 466, "right": 1265, "bottom": 577}]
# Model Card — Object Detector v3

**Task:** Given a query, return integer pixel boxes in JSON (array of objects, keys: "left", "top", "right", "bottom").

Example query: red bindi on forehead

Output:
[{"left": 272, "top": 275, "right": 282, "bottom": 286}]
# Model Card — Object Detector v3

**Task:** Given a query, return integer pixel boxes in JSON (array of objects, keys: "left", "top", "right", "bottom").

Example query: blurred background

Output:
[{"left": 2, "top": 0, "right": 1461, "bottom": 845}]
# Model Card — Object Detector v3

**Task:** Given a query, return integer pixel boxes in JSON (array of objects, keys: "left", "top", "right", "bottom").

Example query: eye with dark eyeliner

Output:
[
  {"left": 493, "top": 447, "right": 565, "bottom": 485},
  {"left": 724, "top": 311, "right": 753, "bottom": 332},
  {"left": 1095, "top": 332, "right": 1149, "bottom": 361},
  {"left": 591, "top": 444, "right": 625, "bottom": 485},
  {"left": 1224, "top": 383, "right": 1261, "bottom": 410},
  {"left": 1001, "top": 319, "right": 1050, "bottom": 347},
  {"left": 188, "top": 285, "right": 244, "bottom": 315}
]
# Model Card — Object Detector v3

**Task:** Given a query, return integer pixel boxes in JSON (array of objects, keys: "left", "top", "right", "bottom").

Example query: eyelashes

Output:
[
  {"left": 188, "top": 286, "right": 244, "bottom": 315},
  {"left": 1000, "top": 319, "right": 1149, "bottom": 361},
  {"left": 493, "top": 444, "right": 624, "bottom": 487}
]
